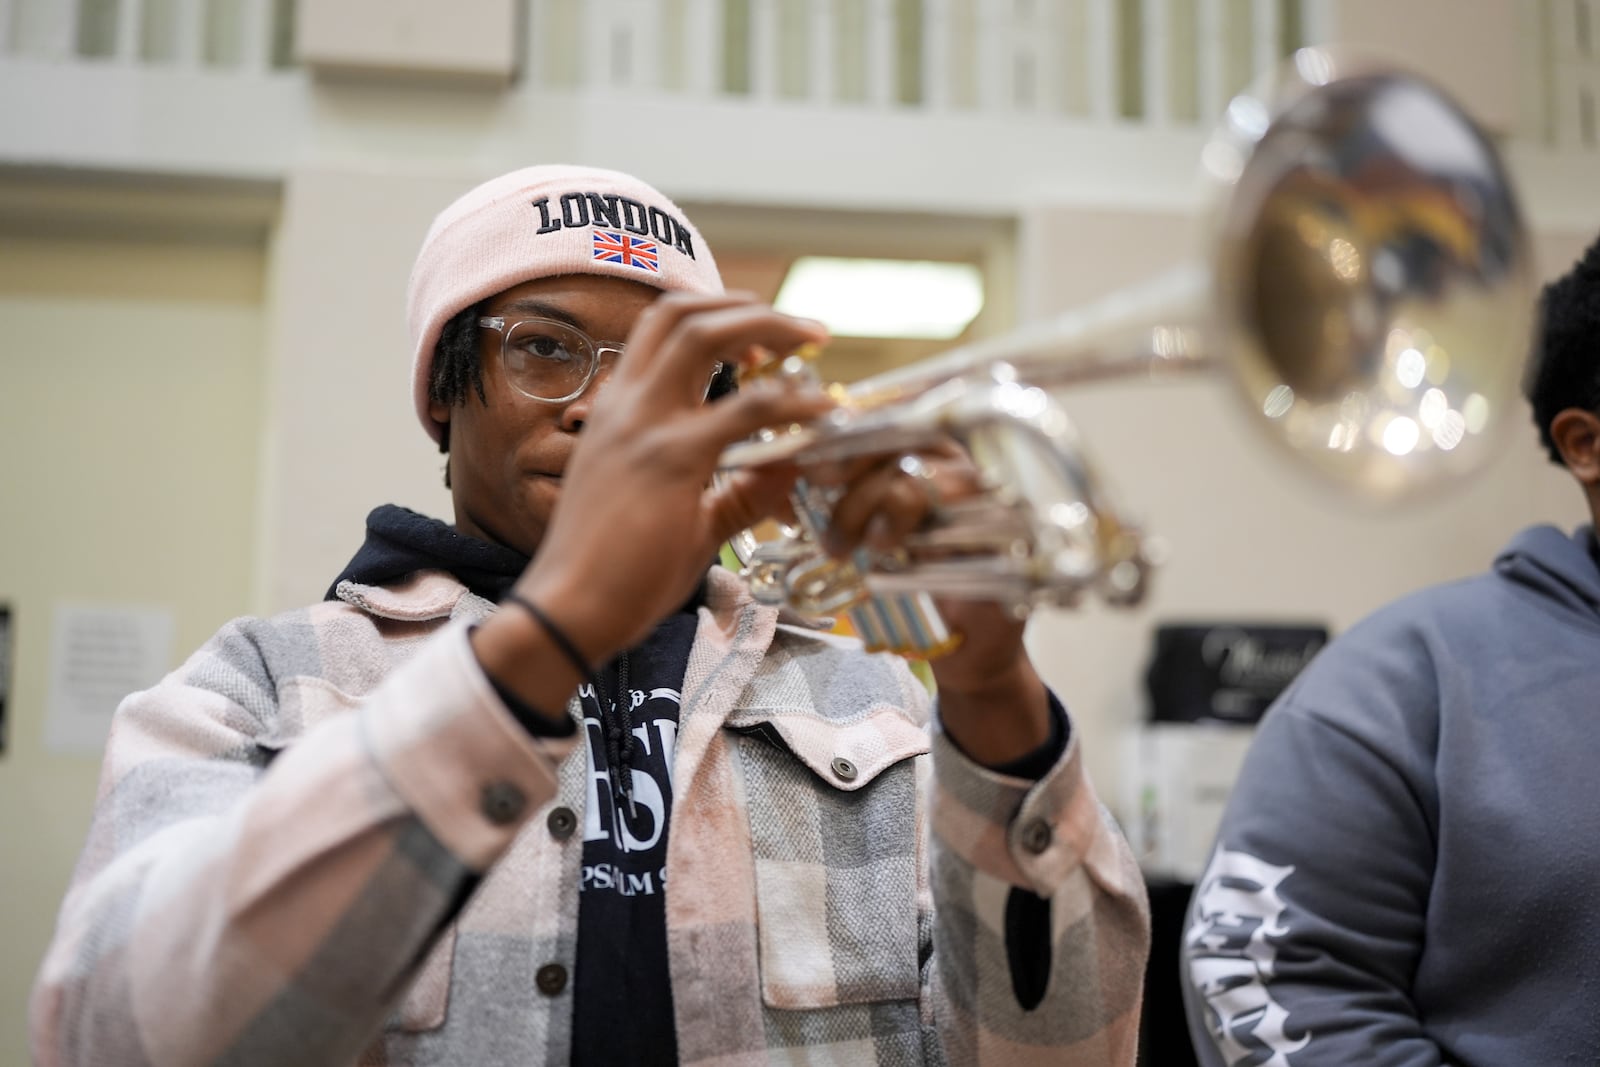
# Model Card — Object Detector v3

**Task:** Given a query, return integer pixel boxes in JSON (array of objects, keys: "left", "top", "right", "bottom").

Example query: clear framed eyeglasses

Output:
[
  {"left": 479, "top": 315, "right": 726, "bottom": 404},
  {"left": 478, "top": 316, "right": 626, "bottom": 405}
]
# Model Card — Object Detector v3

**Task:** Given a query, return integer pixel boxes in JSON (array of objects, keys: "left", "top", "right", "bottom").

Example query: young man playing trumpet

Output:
[{"left": 32, "top": 165, "right": 1149, "bottom": 1066}]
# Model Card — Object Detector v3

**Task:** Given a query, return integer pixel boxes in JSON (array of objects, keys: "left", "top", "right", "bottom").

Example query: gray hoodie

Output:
[{"left": 1182, "top": 524, "right": 1600, "bottom": 1067}]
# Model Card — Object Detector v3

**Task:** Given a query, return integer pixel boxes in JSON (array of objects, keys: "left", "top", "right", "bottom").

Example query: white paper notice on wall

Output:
[{"left": 45, "top": 603, "right": 175, "bottom": 755}]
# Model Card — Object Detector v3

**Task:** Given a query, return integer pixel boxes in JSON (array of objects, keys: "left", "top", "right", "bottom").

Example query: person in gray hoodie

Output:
[{"left": 1181, "top": 231, "right": 1600, "bottom": 1067}]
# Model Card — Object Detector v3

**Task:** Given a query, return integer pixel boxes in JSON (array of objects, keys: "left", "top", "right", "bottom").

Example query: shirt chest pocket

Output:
[{"left": 728, "top": 707, "right": 931, "bottom": 1011}]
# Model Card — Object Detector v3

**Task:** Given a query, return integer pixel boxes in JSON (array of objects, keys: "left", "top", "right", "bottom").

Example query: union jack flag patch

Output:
[{"left": 592, "top": 230, "right": 660, "bottom": 273}]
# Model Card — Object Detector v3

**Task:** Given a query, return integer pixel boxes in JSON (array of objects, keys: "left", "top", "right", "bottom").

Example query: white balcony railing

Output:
[
  {"left": 540, "top": 0, "right": 1317, "bottom": 124},
  {"left": 0, "top": 0, "right": 1594, "bottom": 197},
  {"left": 0, "top": 0, "right": 289, "bottom": 70},
  {"left": 1529, "top": 0, "right": 1600, "bottom": 150},
  {"left": 0, "top": 0, "right": 1322, "bottom": 122}
]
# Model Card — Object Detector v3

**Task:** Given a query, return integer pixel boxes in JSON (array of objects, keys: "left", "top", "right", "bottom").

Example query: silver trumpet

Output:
[{"left": 722, "top": 49, "right": 1535, "bottom": 658}]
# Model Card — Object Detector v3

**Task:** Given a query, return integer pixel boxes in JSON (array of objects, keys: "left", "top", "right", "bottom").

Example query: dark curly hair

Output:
[
  {"left": 425, "top": 301, "right": 740, "bottom": 483},
  {"left": 1523, "top": 233, "right": 1600, "bottom": 465},
  {"left": 427, "top": 303, "right": 489, "bottom": 463}
]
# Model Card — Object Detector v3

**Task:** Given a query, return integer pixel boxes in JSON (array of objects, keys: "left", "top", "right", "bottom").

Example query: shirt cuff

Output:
[
  {"left": 362, "top": 623, "right": 576, "bottom": 870},
  {"left": 942, "top": 689, "right": 1070, "bottom": 780},
  {"left": 484, "top": 668, "right": 579, "bottom": 739}
]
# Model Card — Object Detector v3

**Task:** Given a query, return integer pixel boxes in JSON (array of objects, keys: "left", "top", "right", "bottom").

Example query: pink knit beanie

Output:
[{"left": 407, "top": 165, "right": 725, "bottom": 443}]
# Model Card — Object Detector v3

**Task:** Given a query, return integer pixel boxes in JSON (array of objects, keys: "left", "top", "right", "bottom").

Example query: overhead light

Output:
[{"left": 773, "top": 257, "right": 984, "bottom": 339}]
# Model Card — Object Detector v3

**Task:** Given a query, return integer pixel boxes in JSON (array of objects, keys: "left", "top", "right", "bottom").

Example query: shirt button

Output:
[
  {"left": 830, "top": 756, "right": 858, "bottom": 782},
  {"left": 547, "top": 806, "right": 577, "bottom": 840},
  {"left": 1019, "top": 818, "right": 1053, "bottom": 855},
  {"left": 535, "top": 962, "right": 568, "bottom": 996},
  {"left": 480, "top": 781, "right": 527, "bottom": 826}
]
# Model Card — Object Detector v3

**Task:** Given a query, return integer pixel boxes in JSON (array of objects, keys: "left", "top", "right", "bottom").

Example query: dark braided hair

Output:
[
  {"left": 1523, "top": 233, "right": 1600, "bottom": 466},
  {"left": 428, "top": 302, "right": 489, "bottom": 470}
]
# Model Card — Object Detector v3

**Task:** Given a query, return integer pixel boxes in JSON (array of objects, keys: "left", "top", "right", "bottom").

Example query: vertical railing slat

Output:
[
  {"left": 1590, "top": 0, "right": 1600, "bottom": 147},
  {"left": 115, "top": 0, "right": 145, "bottom": 61},
  {"left": 1050, "top": 1, "right": 1069, "bottom": 113},
  {"left": 1028, "top": 0, "right": 1063, "bottom": 114},
  {"left": 1057, "top": 0, "right": 1087, "bottom": 116},
  {"left": 1142, "top": 0, "right": 1169, "bottom": 123},
  {"left": 1011, "top": 2, "right": 1038, "bottom": 111},
  {"left": 808, "top": 0, "right": 834, "bottom": 103},
  {"left": 683, "top": 0, "right": 720, "bottom": 94},
  {"left": 609, "top": 1, "right": 635, "bottom": 88},
  {"left": 1564, "top": 59, "right": 1596, "bottom": 148},
  {"left": 555, "top": 0, "right": 591, "bottom": 88},
  {"left": 55, "top": 0, "right": 81, "bottom": 59},
  {"left": 751, "top": 0, "right": 778, "bottom": 99},
  {"left": 976, "top": 1, "right": 1007, "bottom": 110},
  {"left": 865, "top": 0, "right": 894, "bottom": 106},
  {"left": 239, "top": 0, "right": 269, "bottom": 71},
  {"left": 1197, "top": 0, "right": 1225, "bottom": 120},
  {"left": 1545, "top": 0, "right": 1566, "bottom": 147},
  {"left": 1024, "top": 0, "right": 1057, "bottom": 114},
  {"left": 1043, "top": 0, "right": 1071, "bottom": 116},
  {"left": 1550, "top": 0, "right": 1582, "bottom": 148},
  {"left": 639, "top": 0, "right": 664, "bottom": 89},
  {"left": 525, "top": 0, "right": 552, "bottom": 87},
  {"left": 1086, "top": 0, "right": 1115, "bottom": 120},
  {"left": 923, "top": 0, "right": 950, "bottom": 109},
  {"left": 1516, "top": 0, "right": 1553, "bottom": 146},
  {"left": 1250, "top": 0, "right": 1280, "bottom": 83},
  {"left": 524, "top": 0, "right": 545, "bottom": 87},
  {"left": 1297, "top": 0, "right": 1331, "bottom": 49},
  {"left": 584, "top": 1, "right": 614, "bottom": 89},
  {"left": 1577, "top": 0, "right": 1600, "bottom": 147},
  {"left": 175, "top": 0, "right": 202, "bottom": 66}
]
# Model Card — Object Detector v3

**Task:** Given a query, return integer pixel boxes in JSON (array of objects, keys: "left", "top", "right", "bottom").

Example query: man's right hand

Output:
[{"left": 474, "top": 293, "right": 833, "bottom": 707}]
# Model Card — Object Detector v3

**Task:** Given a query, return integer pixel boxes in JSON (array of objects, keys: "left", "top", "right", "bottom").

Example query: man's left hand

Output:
[{"left": 808, "top": 445, "right": 1055, "bottom": 768}]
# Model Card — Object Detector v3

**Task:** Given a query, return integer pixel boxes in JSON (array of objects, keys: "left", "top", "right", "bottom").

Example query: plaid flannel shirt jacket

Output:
[{"left": 32, "top": 566, "right": 1149, "bottom": 1066}]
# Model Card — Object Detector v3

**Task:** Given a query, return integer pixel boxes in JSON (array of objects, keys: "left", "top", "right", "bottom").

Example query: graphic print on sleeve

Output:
[{"left": 1185, "top": 847, "right": 1310, "bottom": 1067}]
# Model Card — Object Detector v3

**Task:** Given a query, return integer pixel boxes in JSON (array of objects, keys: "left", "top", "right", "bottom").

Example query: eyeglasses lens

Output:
[{"left": 502, "top": 320, "right": 594, "bottom": 401}]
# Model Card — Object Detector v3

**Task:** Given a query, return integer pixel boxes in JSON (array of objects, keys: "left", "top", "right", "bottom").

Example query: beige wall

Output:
[
  {"left": 0, "top": 236, "right": 266, "bottom": 1061},
  {"left": 258, "top": 168, "right": 459, "bottom": 611},
  {"left": 2, "top": 163, "right": 1595, "bottom": 1061},
  {"left": 1014, "top": 204, "right": 1597, "bottom": 807},
  {"left": 1328, "top": 0, "right": 1521, "bottom": 133}
]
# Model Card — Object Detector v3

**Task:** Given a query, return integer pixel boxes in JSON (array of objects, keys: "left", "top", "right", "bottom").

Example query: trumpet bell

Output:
[{"left": 1213, "top": 53, "right": 1534, "bottom": 501}]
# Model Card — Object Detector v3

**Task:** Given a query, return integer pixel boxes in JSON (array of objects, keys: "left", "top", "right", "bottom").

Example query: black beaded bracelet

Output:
[{"left": 501, "top": 591, "right": 593, "bottom": 679}]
